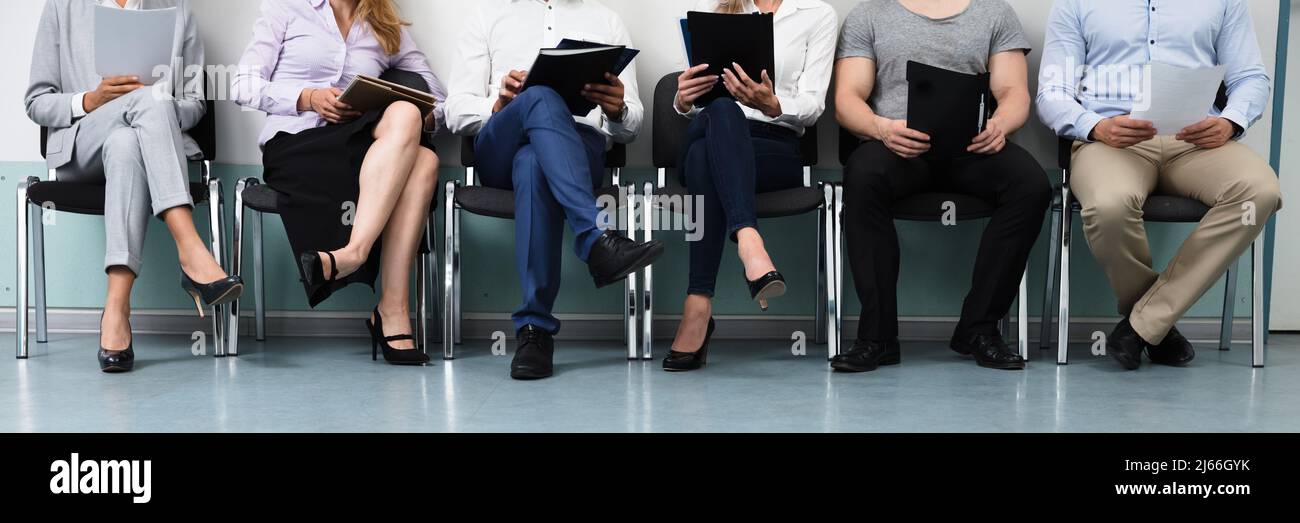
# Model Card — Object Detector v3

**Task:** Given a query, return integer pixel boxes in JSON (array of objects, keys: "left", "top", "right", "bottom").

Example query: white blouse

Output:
[{"left": 677, "top": 0, "right": 839, "bottom": 135}]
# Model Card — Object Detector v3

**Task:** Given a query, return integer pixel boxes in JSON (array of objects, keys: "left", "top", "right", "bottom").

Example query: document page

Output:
[{"left": 1130, "top": 63, "right": 1227, "bottom": 135}]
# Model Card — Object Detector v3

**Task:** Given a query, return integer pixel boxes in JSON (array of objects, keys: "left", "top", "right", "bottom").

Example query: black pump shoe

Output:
[
  {"left": 587, "top": 231, "right": 664, "bottom": 288},
  {"left": 746, "top": 271, "right": 786, "bottom": 311},
  {"left": 299, "top": 251, "right": 340, "bottom": 297},
  {"left": 663, "top": 318, "right": 715, "bottom": 372},
  {"left": 98, "top": 314, "right": 135, "bottom": 373},
  {"left": 180, "top": 272, "right": 243, "bottom": 318},
  {"left": 365, "top": 307, "right": 430, "bottom": 366}
]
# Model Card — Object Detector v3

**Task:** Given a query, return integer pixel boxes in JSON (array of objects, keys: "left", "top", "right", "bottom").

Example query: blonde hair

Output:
[
  {"left": 716, "top": 0, "right": 750, "bottom": 14},
  {"left": 357, "top": 0, "right": 410, "bottom": 55}
]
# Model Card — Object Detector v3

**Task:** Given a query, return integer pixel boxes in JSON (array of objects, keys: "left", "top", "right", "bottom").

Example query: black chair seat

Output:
[
  {"left": 1053, "top": 187, "right": 1210, "bottom": 224},
  {"left": 651, "top": 183, "right": 824, "bottom": 219},
  {"left": 241, "top": 182, "right": 282, "bottom": 214},
  {"left": 893, "top": 192, "right": 994, "bottom": 221},
  {"left": 27, "top": 181, "right": 210, "bottom": 216},
  {"left": 456, "top": 184, "right": 623, "bottom": 220}
]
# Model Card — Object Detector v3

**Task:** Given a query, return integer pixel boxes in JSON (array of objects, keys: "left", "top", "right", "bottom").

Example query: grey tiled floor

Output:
[{"left": 2, "top": 333, "right": 1297, "bottom": 432}]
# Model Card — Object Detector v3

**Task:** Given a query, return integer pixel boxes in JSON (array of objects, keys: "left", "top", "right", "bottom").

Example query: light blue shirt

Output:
[{"left": 1035, "top": 0, "right": 1271, "bottom": 141}]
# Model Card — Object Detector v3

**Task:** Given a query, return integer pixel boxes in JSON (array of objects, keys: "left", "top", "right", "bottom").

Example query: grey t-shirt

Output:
[{"left": 837, "top": 0, "right": 1031, "bottom": 120}]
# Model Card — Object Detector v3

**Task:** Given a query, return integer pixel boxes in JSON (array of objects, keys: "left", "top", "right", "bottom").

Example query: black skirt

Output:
[{"left": 262, "top": 112, "right": 385, "bottom": 307}]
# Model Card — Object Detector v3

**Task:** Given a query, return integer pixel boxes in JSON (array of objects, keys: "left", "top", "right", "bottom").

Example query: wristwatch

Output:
[{"left": 611, "top": 103, "right": 629, "bottom": 123}]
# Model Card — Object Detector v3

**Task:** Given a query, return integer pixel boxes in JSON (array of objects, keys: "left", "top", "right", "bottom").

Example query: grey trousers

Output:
[{"left": 57, "top": 89, "right": 194, "bottom": 275}]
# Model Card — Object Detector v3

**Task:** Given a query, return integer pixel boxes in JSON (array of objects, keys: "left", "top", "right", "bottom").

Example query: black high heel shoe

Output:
[
  {"left": 663, "top": 317, "right": 715, "bottom": 372},
  {"left": 98, "top": 313, "right": 134, "bottom": 373},
  {"left": 180, "top": 272, "right": 244, "bottom": 318},
  {"left": 365, "top": 307, "right": 431, "bottom": 366},
  {"left": 746, "top": 271, "right": 787, "bottom": 311},
  {"left": 299, "top": 251, "right": 340, "bottom": 298}
]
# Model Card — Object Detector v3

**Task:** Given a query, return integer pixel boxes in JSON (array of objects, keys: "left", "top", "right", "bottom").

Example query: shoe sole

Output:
[
  {"left": 511, "top": 370, "right": 554, "bottom": 380},
  {"left": 100, "top": 365, "right": 132, "bottom": 373},
  {"left": 830, "top": 354, "right": 900, "bottom": 373},
  {"left": 752, "top": 280, "right": 787, "bottom": 311},
  {"left": 593, "top": 243, "right": 664, "bottom": 289}
]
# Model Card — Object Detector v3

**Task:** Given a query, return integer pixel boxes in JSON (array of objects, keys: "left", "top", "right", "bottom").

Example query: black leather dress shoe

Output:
[
  {"left": 1147, "top": 325, "right": 1195, "bottom": 367},
  {"left": 1107, "top": 317, "right": 1150, "bottom": 371},
  {"left": 99, "top": 346, "right": 135, "bottom": 373},
  {"left": 511, "top": 325, "right": 555, "bottom": 380},
  {"left": 830, "top": 338, "right": 901, "bottom": 373},
  {"left": 587, "top": 231, "right": 664, "bottom": 288},
  {"left": 950, "top": 332, "right": 1025, "bottom": 370}
]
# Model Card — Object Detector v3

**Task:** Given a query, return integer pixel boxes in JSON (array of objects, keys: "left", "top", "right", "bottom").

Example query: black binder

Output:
[
  {"left": 905, "top": 61, "right": 993, "bottom": 159},
  {"left": 523, "top": 43, "right": 640, "bottom": 116},
  {"left": 683, "top": 11, "right": 776, "bottom": 107}
]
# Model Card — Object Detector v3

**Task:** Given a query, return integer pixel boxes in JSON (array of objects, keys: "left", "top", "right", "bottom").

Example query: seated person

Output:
[
  {"left": 24, "top": 0, "right": 240, "bottom": 373},
  {"left": 232, "top": 0, "right": 446, "bottom": 365},
  {"left": 444, "top": 0, "right": 663, "bottom": 380},
  {"left": 1037, "top": 0, "right": 1282, "bottom": 370},
  {"left": 662, "top": 0, "right": 839, "bottom": 372},
  {"left": 833, "top": 0, "right": 1051, "bottom": 373}
]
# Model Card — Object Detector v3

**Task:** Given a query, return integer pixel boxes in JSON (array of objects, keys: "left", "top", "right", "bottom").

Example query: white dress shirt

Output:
[
  {"left": 445, "top": 0, "right": 644, "bottom": 143},
  {"left": 676, "top": 0, "right": 838, "bottom": 135},
  {"left": 72, "top": 0, "right": 143, "bottom": 119}
]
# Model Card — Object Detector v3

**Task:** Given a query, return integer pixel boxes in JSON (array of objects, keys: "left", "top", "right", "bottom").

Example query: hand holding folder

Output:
[
  {"left": 905, "top": 61, "right": 993, "bottom": 159},
  {"left": 338, "top": 75, "right": 438, "bottom": 116},
  {"left": 681, "top": 12, "right": 776, "bottom": 108},
  {"left": 522, "top": 40, "right": 640, "bottom": 116}
]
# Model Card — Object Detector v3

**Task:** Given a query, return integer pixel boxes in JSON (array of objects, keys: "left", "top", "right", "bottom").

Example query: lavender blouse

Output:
[{"left": 232, "top": 0, "right": 446, "bottom": 147}]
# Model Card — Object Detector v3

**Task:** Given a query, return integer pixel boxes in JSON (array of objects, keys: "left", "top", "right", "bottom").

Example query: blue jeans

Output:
[
  {"left": 474, "top": 87, "right": 607, "bottom": 334},
  {"left": 680, "top": 99, "right": 803, "bottom": 297}
]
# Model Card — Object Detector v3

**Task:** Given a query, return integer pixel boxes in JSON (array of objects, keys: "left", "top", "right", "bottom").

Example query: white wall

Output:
[
  {"left": 0, "top": 0, "right": 1282, "bottom": 168},
  {"left": 1274, "top": 0, "right": 1300, "bottom": 330}
]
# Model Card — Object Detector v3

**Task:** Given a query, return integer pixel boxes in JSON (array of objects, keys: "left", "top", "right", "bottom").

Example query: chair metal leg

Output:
[
  {"left": 207, "top": 178, "right": 226, "bottom": 357},
  {"left": 32, "top": 196, "right": 48, "bottom": 344},
  {"left": 15, "top": 178, "right": 35, "bottom": 359},
  {"left": 424, "top": 213, "right": 442, "bottom": 344},
  {"left": 1057, "top": 185, "right": 1073, "bottom": 365},
  {"left": 623, "top": 184, "right": 639, "bottom": 360},
  {"left": 417, "top": 249, "right": 428, "bottom": 354},
  {"left": 443, "top": 181, "right": 457, "bottom": 360},
  {"left": 830, "top": 183, "right": 844, "bottom": 360},
  {"left": 1018, "top": 269, "right": 1029, "bottom": 361},
  {"left": 252, "top": 208, "right": 266, "bottom": 341},
  {"left": 1219, "top": 259, "right": 1238, "bottom": 351},
  {"left": 641, "top": 182, "right": 654, "bottom": 360},
  {"left": 815, "top": 199, "right": 828, "bottom": 345},
  {"left": 1251, "top": 237, "right": 1265, "bottom": 368},
  {"left": 1040, "top": 205, "right": 1062, "bottom": 350},
  {"left": 231, "top": 178, "right": 251, "bottom": 357},
  {"left": 453, "top": 187, "right": 462, "bottom": 347}
]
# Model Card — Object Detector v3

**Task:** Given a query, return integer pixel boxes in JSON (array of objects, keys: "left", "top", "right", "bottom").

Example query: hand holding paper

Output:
[{"left": 1129, "top": 63, "right": 1227, "bottom": 135}]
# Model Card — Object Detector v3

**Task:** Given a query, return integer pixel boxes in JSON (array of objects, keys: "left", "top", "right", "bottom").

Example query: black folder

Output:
[
  {"left": 905, "top": 61, "right": 993, "bottom": 159},
  {"left": 683, "top": 11, "right": 776, "bottom": 108},
  {"left": 522, "top": 42, "right": 639, "bottom": 116}
]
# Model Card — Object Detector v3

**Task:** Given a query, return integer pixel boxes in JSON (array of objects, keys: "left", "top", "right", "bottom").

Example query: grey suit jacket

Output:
[{"left": 25, "top": 0, "right": 206, "bottom": 169}]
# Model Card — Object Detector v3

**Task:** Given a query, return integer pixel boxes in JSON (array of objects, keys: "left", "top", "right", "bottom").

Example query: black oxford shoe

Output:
[
  {"left": 830, "top": 338, "right": 901, "bottom": 373},
  {"left": 587, "top": 231, "right": 664, "bottom": 288},
  {"left": 1107, "top": 317, "right": 1150, "bottom": 370},
  {"left": 950, "top": 332, "right": 1025, "bottom": 370},
  {"left": 511, "top": 325, "right": 555, "bottom": 380},
  {"left": 1147, "top": 325, "right": 1195, "bottom": 367}
]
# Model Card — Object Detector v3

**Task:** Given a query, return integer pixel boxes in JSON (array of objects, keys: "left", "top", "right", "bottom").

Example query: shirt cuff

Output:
[
  {"left": 71, "top": 92, "right": 88, "bottom": 119},
  {"left": 1074, "top": 111, "right": 1106, "bottom": 143},
  {"left": 674, "top": 98, "right": 702, "bottom": 119},
  {"left": 266, "top": 82, "right": 307, "bottom": 117},
  {"left": 770, "top": 95, "right": 803, "bottom": 126},
  {"left": 1218, "top": 108, "right": 1250, "bottom": 138}
]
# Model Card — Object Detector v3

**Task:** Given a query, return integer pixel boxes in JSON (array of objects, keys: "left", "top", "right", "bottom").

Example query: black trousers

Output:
[{"left": 842, "top": 140, "right": 1051, "bottom": 341}]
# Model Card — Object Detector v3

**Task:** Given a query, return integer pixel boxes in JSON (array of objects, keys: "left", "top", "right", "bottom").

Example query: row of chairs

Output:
[{"left": 13, "top": 72, "right": 1266, "bottom": 367}]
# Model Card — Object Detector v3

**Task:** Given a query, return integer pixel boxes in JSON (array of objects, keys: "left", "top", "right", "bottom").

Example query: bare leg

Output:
[
  {"left": 160, "top": 206, "right": 228, "bottom": 283},
  {"left": 736, "top": 227, "right": 777, "bottom": 281},
  {"left": 320, "top": 102, "right": 425, "bottom": 279},
  {"left": 373, "top": 147, "right": 440, "bottom": 350},
  {"left": 670, "top": 294, "right": 714, "bottom": 354},
  {"left": 100, "top": 267, "right": 135, "bottom": 352}
]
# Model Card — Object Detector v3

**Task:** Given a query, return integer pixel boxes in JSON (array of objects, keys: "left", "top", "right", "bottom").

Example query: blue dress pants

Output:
[{"left": 474, "top": 87, "right": 607, "bottom": 334}]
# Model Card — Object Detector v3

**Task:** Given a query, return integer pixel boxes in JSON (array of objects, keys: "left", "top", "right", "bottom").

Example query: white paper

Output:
[
  {"left": 94, "top": 6, "right": 177, "bottom": 85},
  {"left": 1130, "top": 63, "right": 1227, "bottom": 135}
]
